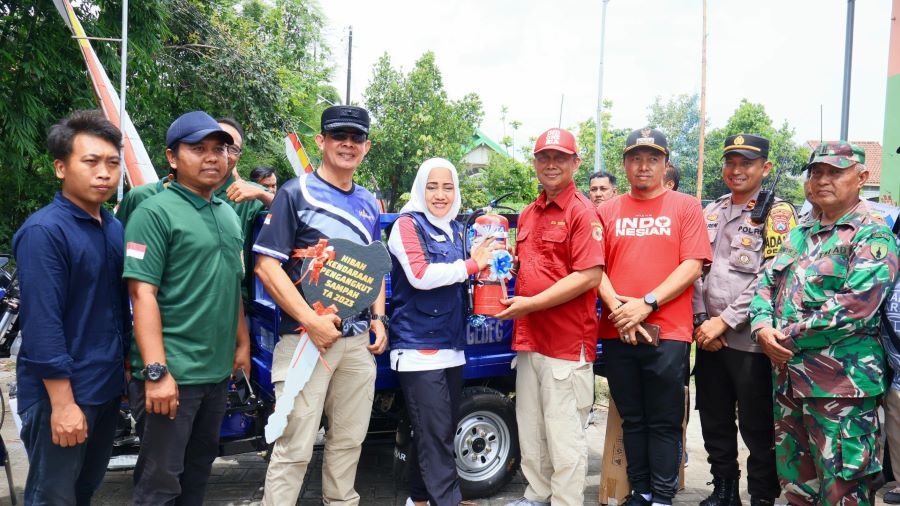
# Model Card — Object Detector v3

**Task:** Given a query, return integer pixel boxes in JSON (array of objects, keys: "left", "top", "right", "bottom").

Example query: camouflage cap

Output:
[{"left": 804, "top": 141, "right": 865, "bottom": 171}]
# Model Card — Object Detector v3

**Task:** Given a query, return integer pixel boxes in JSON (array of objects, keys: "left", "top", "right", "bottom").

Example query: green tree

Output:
[
  {"left": 0, "top": 0, "right": 336, "bottom": 249},
  {"left": 646, "top": 93, "right": 703, "bottom": 196},
  {"left": 701, "top": 99, "right": 806, "bottom": 204},
  {"left": 362, "top": 52, "right": 483, "bottom": 211},
  {"left": 0, "top": 0, "right": 168, "bottom": 250},
  {"left": 464, "top": 152, "right": 538, "bottom": 209},
  {"left": 574, "top": 100, "right": 629, "bottom": 193}
]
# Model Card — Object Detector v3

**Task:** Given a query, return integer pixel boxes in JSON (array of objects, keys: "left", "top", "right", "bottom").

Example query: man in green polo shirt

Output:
[
  {"left": 115, "top": 174, "right": 172, "bottom": 227},
  {"left": 123, "top": 110, "right": 251, "bottom": 506}
]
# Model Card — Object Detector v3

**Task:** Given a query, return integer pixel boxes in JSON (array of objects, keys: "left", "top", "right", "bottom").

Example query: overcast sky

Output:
[{"left": 319, "top": 0, "right": 892, "bottom": 155}]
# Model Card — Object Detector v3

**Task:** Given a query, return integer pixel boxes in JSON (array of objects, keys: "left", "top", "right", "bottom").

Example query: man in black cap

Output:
[
  {"left": 254, "top": 105, "right": 387, "bottom": 505},
  {"left": 692, "top": 134, "right": 796, "bottom": 506},
  {"left": 597, "top": 128, "right": 712, "bottom": 506}
]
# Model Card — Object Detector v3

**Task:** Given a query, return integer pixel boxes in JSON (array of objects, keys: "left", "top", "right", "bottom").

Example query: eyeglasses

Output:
[
  {"left": 327, "top": 130, "right": 367, "bottom": 144},
  {"left": 227, "top": 145, "right": 242, "bottom": 156}
]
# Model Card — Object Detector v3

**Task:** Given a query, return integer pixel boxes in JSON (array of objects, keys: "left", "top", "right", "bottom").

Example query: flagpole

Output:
[
  {"left": 117, "top": 0, "right": 129, "bottom": 201},
  {"left": 595, "top": 0, "right": 610, "bottom": 173},
  {"left": 840, "top": 0, "right": 855, "bottom": 140},
  {"left": 696, "top": 0, "right": 708, "bottom": 199}
]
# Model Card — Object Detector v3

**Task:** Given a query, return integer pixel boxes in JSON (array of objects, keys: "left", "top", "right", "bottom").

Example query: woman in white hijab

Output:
[{"left": 387, "top": 158, "right": 493, "bottom": 506}]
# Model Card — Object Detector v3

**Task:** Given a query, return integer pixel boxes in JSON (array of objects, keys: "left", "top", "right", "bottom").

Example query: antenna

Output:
[
  {"left": 346, "top": 26, "right": 353, "bottom": 105},
  {"left": 696, "top": 0, "right": 708, "bottom": 199},
  {"left": 558, "top": 94, "right": 564, "bottom": 128}
]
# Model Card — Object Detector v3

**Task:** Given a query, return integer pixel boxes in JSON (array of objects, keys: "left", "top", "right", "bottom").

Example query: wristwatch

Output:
[
  {"left": 371, "top": 314, "right": 390, "bottom": 329},
  {"left": 142, "top": 362, "right": 168, "bottom": 382},
  {"left": 693, "top": 312, "right": 710, "bottom": 328},
  {"left": 643, "top": 293, "right": 659, "bottom": 312}
]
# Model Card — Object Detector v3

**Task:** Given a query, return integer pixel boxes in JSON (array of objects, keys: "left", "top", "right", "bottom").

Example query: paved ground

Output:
[{"left": 0, "top": 361, "right": 895, "bottom": 505}]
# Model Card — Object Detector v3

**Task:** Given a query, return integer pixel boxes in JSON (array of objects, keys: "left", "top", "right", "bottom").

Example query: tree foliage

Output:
[
  {"left": 361, "top": 52, "right": 483, "bottom": 212},
  {"left": 572, "top": 96, "right": 807, "bottom": 204},
  {"left": 701, "top": 99, "right": 806, "bottom": 203},
  {"left": 460, "top": 152, "right": 537, "bottom": 210},
  {"left": 0, "top": 0, "right": 335, "bottom": 249},
  {"left": 574, "top": 100, "right": 629, "bottom": 193},
  {"left": 646, "top": 94, "right": 704, "bottom": 196}
]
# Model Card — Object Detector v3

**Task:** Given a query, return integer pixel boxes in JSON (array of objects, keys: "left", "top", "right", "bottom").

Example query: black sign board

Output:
[{"left": 300, "top": 238, "right": 391, "bottom": 318}]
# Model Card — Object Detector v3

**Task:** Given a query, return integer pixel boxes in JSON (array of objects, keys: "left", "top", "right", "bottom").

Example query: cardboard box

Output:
[
  {"left": 599, "top": 398, "right": 630, "bottom": 505},
  {"left": 599, "top": 388, "right": 689, "bottom": 505}
]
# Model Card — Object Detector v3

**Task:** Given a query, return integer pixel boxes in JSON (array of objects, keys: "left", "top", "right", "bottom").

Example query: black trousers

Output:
[
  {"left": 398, "top": 365, "right": 464, "bottom": 506},
  {"left": 605, "top": 339, "right": 689, "bottom": 505},
  {"left": 128, "top": 379, "right": 228, "bottom": 506},
  {"left": 695, "top": 347, "right": 780, "bottom": 499}
]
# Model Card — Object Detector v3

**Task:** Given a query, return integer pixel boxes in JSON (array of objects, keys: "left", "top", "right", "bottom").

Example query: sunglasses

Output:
[{"left": 327, "top": 130, "right": 368, "bottom": 144}]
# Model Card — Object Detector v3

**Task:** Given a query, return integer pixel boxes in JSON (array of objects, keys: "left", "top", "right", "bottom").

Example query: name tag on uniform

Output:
[{"left": 429, "top": 234, "right": 447, "bottom": 242}]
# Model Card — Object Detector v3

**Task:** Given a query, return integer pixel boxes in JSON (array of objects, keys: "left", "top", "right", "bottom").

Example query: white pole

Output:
[
  {"left": 117, "top": 0, "right": 129, "bottom": 201},
  {"left": 594, "top": 0, "right": 610, "bottom": 173},
  {"left": 697, "top": 0, "right": 708, "bottom": 199}
]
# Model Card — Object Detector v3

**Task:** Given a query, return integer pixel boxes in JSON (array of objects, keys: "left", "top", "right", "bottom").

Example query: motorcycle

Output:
[
  {"left": 0, "top": 254, "right": 19, "bottom": 502},
  {"left": 0, "top": 255, "right": 20, "bottom": 359}
]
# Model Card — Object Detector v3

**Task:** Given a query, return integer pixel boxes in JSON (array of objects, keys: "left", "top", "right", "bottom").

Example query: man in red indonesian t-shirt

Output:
[
  {"left": 496, "top": 128, "right": 605, "bottom": 506},
  {"left": 597, "top": 128, "right": 712, "bottom": 506}
]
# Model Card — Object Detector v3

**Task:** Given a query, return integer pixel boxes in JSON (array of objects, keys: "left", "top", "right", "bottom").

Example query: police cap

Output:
[
  {"left": 722, "top": 134, "right": 769, "bottom": 160},
  {"left": 321, "top": 106, "right": 370, "bottom": 135}
]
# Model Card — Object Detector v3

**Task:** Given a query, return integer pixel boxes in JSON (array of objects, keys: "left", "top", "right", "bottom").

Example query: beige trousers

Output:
[
  {"left": 885, "top": 388, "right": 900, "bottom": 483},
  {"left": 515, "top": 351, "right": 595, "bottom": 506},
  {"left": 262, "top": 333, "right": 376, "bottom": 506}
]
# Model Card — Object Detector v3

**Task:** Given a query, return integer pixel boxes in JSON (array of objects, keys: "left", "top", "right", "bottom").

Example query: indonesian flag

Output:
[
  {"left": 284, "top": 133, "right": 314, "bottom": 176},
  {"left": 126, "top": 242, "right": 147, "bottom": 260},
  {"left": 52, "top": 0, "right": 158, "bottom": 189}
]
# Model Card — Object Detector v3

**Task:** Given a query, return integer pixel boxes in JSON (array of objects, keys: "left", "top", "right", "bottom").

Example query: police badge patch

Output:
[{"left": 764, "top": 202, "right": 798, "bottom": 258}]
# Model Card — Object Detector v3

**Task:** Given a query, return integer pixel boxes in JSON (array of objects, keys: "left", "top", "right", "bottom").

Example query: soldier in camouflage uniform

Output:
[
  {"left": 749, "top": 141, "right": 900, "bottom": 506},
  {"left": 693, "top": 134, "right": 795, "bottom": 506}
]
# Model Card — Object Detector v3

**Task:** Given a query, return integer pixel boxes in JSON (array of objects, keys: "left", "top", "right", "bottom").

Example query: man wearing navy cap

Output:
[
  {"left": 255, "top": 105, "right": 387, "bottom": 505},
  {"left": 124, "top": 110, "right": 249, "bottom": 505},
  {"left": 692, "top": 134, "right": 796, "bottom": 506}
]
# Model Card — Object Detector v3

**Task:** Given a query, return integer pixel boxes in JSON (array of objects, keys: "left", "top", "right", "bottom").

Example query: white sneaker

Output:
[{"left": 405, "top": 498, "right": 431, "bottom": 506}]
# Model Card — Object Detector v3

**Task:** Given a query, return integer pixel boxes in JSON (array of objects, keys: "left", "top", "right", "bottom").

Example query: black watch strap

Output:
[
  {"left": 142, "top": 362, "right": 168, "bottom": 382},
  {"left": 371, "top": 314, "right": 389, "bottom": 328}
]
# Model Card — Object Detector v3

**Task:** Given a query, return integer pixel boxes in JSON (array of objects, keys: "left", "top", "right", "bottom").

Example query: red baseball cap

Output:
[{"left": 534, "top": 128, "right": 578, "bottom": 155}]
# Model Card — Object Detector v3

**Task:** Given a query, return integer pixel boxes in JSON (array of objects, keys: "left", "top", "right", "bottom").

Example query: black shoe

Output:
[
  {"left": 750, "top": 499, "right": 774, "bottom": 506},
  {"left": 622, "top": 493, "right": 652, "bottom": 506},
  {"left": 885, "top": 489, "right": 900, "bottom": 505},
  {"left": 700, "top": 476, "right": 742, "bottom": 506}
]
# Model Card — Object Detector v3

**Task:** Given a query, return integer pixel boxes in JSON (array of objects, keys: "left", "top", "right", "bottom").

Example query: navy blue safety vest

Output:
[{"left": 388, "top": 212, "right": 467, "bottom": 350}]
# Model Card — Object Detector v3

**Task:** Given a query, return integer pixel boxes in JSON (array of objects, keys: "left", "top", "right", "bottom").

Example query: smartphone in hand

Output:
[{"left": 640, "top": 323, "right": 661, "bottom": 347}]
